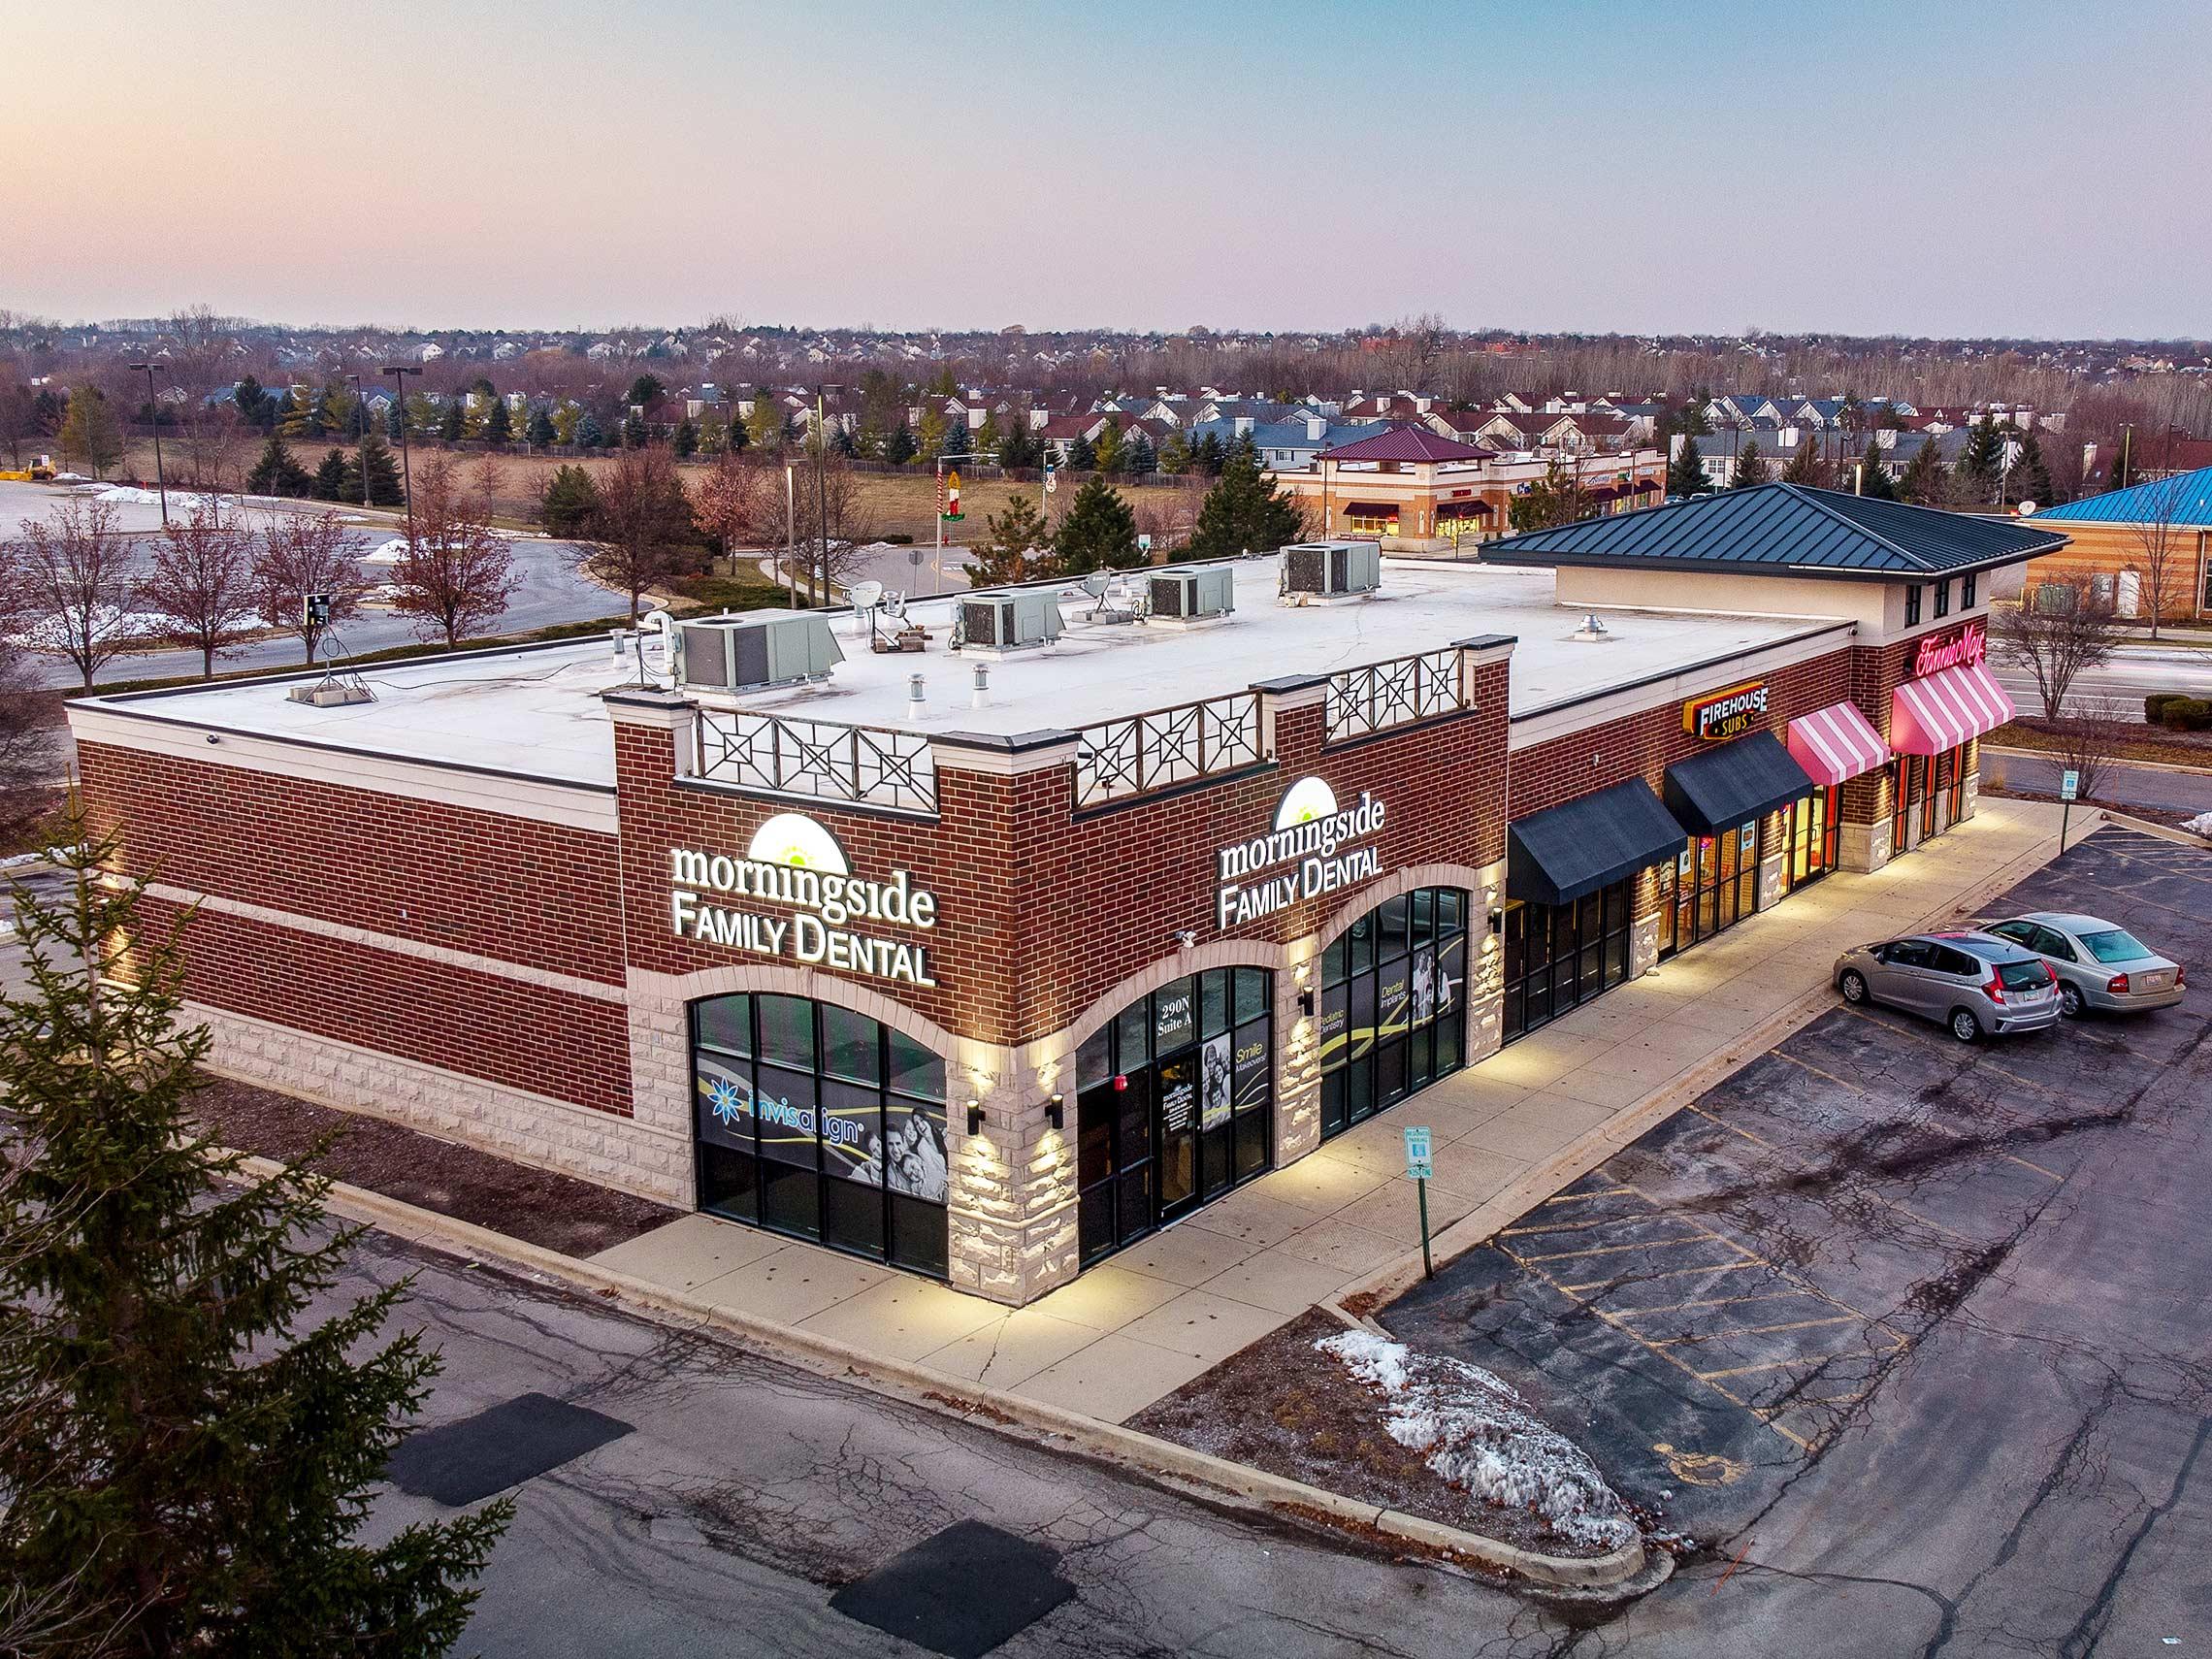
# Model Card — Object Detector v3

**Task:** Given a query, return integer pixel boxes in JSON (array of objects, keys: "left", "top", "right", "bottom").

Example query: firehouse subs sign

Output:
[
  {"left": 1216, "top": 776, "right": 1386, "bottom": 929},
  {"left": 1683, "top": 681, "right": 1770, "bottom": 741},
  {"left": 669, "top": 813, "right": 939, "bottom": 987}
]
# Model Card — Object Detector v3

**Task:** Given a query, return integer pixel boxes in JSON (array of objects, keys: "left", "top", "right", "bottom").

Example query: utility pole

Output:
[
  {"left": 784, "top": 460, "right": 797, "bottom": 602},
  {"left": 347, "top": 373, "right": 372, "bottom": 507},
  {"left": 384, "top": 364, "right": 421, "bottom": 547},
  {"left": 126, "top": 362, "right": 169, "bottom": 528}
]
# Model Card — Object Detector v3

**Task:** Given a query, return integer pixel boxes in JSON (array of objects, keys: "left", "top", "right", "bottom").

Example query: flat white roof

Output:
[{"left": 81, "top": 560, "right": 1847, "bottom": 788}]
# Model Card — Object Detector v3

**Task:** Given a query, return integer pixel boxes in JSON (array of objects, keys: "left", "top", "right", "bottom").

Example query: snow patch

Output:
[
  {"left": 2183, "top": 811, "right": 2212, "bottom": 839},
  {"left": 1317, "top": 1329, "right": 1639, "bottom": 1553}
]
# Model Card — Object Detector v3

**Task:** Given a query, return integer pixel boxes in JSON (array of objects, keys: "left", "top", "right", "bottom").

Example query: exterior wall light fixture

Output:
[
  {"left": 1045, "top": 1093, "right": 1064, "bottom": 1130},
  {"left": 965, "top": 1097, "right": 984, "bottom": 1135},
  {"left": 1297, "top": 988, "right": 1317, "bottom": 1018}
]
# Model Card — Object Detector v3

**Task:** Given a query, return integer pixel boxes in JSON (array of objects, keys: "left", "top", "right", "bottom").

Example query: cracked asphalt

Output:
[{"left": 1385, "top": 828, "right": 2212, "bottom": 1655}]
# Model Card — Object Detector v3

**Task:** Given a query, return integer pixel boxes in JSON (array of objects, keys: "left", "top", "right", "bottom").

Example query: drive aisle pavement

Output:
[{"left": 586, "top": 797, "right": 2084, "bottom": 1426}]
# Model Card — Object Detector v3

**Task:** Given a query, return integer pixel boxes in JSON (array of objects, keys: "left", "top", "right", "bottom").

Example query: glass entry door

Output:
[{"left": 1671, "top": 820, "right": 1761, "bottom": 953}]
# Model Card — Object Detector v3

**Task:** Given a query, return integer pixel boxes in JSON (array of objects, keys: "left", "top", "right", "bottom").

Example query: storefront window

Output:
[
  {"left": 1501, "top": 879, "right": 1632, "bottom": 1042},
  {"left": 1075, "top": 967, "right": 1273, "bottom": 1266},
  {"left": 1665, "top": 818, "right": 1762, "bottom": 956},
  {"left": 1319, "top": 888, "right": 1468, "bottom": 1140},
  {"left": 1780, "top": 786, "right": 1838, "bottom": 894},
  {"left": 692, "top": 992, "right": 949, "bottom": 1277}
]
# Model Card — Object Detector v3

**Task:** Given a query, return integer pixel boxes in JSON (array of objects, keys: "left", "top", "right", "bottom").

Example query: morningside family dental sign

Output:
[
  {"left": 1216, "top": 776, "right": 1387, "bottom": 929},
  {"left": 668, "top": 812, "right": 940, "bottom": 987}
]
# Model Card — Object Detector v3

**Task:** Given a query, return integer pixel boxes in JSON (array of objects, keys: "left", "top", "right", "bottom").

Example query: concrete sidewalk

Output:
[{"left": 591, "top": 797, "right": 2073, "bottom": 1426}]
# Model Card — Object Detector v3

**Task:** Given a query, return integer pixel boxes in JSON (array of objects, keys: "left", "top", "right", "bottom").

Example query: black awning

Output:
[
  {"left": 1508, "top": 779, "right": 1688, "bottom": 908},
  {"left": 1663, "top": 731, "right": 1817, "bottom": 836}
]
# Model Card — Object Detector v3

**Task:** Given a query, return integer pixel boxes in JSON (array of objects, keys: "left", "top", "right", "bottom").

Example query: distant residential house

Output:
[
  {"left": 1185, "top": 414, "right": 1382, "bottom": 471},
  {"left": 2022, "top": 465, "right": 2212, "bottom": 620}
]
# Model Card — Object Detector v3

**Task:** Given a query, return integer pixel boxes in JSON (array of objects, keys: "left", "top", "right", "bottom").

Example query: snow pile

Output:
[
  {"left": 1317, "top": 1329, "right": 1638, "bottom": 1552},
  {"left": 6, "top": 606, "right": 176, "bottom": 652},
  {"left": 2184, "top": 811, "right": 2212, "bottom": 839},
  {"left": 360, "top": 537, "right": 410, "bottom": 565}
]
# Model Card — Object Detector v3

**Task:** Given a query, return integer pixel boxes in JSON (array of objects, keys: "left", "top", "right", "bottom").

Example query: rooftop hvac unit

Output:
[
  {"left": 1280, "top": 540, "right": 1382, "bottom": 601},
  {"left": 960, "top": 591, "right": 1063, "bottom": 652},
  {"left": 676, "top": 612, "right": 844, "bottom": 693},
  {"left": 1149, "top": 567, "right": 1236, "bottom": 622}
]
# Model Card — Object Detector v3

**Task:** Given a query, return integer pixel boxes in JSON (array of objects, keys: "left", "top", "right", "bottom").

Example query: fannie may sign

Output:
[
  {"left": 669, "top": 812, "right": 940, "bottom": 987},
  {"left": 1216, "top": 776, "right": 1386, "bottom": 928}
]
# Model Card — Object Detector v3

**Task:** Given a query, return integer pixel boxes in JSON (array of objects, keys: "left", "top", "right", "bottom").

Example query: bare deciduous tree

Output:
[
  {"left": 585, "top": 445, "right": 696, "bottom": 620},
  {"left": 139, "top": 506, "right": 258, "bottom": 679},
  {"left": 1991, "top": 578, "right": 2128, "bottom": 720},
  {"left": 2049, "top": 695, "right": 2131, "bottom": 803},
  {"left": 169, "top": 399, "right": 248, "bottom": 501},
  {"left": 251, "top": 510, "right": 368, "bottom": 666},
  {"left": 804, "top": 462, "right": 881, "bottom": 600},
  {"left": 8, "top": 499, "right": 137, "bottom": 689},
  {"left": 2126, "top": 473, "right": 2187, "bottom": 640},
  {"left": 390, "top": 457, "right": 521, "bottom": 649}
]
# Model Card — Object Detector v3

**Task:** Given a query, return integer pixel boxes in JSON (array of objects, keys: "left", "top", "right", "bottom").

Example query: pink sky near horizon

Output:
[{"left": 7, "top": 1, "right": 2210, "bottom": 340}]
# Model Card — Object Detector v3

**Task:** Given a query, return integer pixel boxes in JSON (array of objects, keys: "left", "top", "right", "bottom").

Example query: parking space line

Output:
[
  {"left": 1695, "top": 1354, "right": 1870, "bottom": 1381},
  {"left": 1506, "top": 1232, "right": 1743, "bottom": 1264},
  {"left": 1536, "top": 1187, "right": 1638, "bottom": 1206},
  {"left": 1558, "top": 1260, "right": 1765, "bottom": 1293},
  {"left": 1649, "top": 1315, "right": 1861, "bottom": 1349},
  {"left": 1500, "top": 1211, "right": 1670, "bottom": 1238},
  {"left": 1610, "top": 1290, "right": 1811, "bottom": 1318}
]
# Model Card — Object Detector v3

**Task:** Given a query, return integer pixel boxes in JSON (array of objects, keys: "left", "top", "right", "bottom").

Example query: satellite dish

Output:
[
  {"left": 1082, "top": 570, "right": 1111, "bottom": 598},
  {"left": 2016, "top": 500, "right": 2038, "bottom": 516},
  {"left": 849, "top": 580, "right": 886, "bottom": 610}
]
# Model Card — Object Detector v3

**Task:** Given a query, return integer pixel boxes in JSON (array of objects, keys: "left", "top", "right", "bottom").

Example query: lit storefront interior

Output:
[
  {"left": 692, "top": 992, "right": 951, "bottom": 1276},
  {"left": 1503, "top": 780, "right": 1686, "bottom": 1040},
  {"left": 1317, "top": 889, "right": 1470, "bottom": 1140},
  {"left": 1659, "top": 732, "right": 1820, "bottom": 957},
  {"left": 1074, "top": 969, "right": 1274, "bottom": 1266}
]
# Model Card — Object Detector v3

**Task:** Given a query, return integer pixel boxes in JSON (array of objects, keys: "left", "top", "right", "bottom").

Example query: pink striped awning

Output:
[
  {"left": 1890, "top": 659, "right": 2014, "bottom": 756},
  {"left": 1787, "top": 700, "right": 1889, "bottom": 787}
]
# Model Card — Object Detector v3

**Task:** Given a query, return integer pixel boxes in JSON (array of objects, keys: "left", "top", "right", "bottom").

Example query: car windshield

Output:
[
  {"left": 2078, "top": 928, "right": 2150, "bottom": 964},
  {"left": 1997, "top": 960, "right": 2049, "bottom": 992}
]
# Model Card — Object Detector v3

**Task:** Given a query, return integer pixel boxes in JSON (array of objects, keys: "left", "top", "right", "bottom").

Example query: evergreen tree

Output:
[
  {"left": 385, "top": 399, "right": 405, "bottom": 441},
  {"left": 2106, "top": 435, "right": 2133, "bottom": 493},
  {"left": 539, "top": 463, "right": 602, "bottom": 536},
  {"left": 621, "top": 412, "right": 649, "bottom": 449},
  {"left": 439, "top": 401, "right": 466, "bottom": 442},
  {"left": 1959, "top": 414, "right": 2003, "bottom": 501},
  {"left": 1157, "top": 431, "right": 1191, "bottom": 475},
  {"left": 1858, "top": 437, "right": 1900, "bottom": 500},
  {"left": 672, "top": 417, "right": 699, "bottom": 459},
  {"left": 996, "top": 422, "right": 1038, "bottom": 471},
  {"left": 1122, "top": 429, "right": 1156, "bottom": 477},
  {"left": 1092, "top": 419, "right": 1122, "bottom": 475},
  {"left": 1898, "top": 437, "right": 1945, "bottom": 504},
  {"left": 1064, "top": 432, "right": 1097, "bottom": 472},
  {"left": 317, "top": 383, "right": 353, "bottom": 439},
  {"left": 1728, "top": 437, "right": 1767, "bottom": 489},
  {"left": 942, "top": 416, "right": 970, "bottom": 463},
  {"left": 968, "top": 493, "right": 1051, "bottom": 585},
  {"left": 483, "top": 398, "right": 512, "bottom": 445},
  {"left": 245, "top": 432, "right": 312, "bottom": 497},
  {"left": 1193, "top": 431, "right": 1227, "bottom": 476},
  {"left": 2013, "top": 429, "right": 2055, "bottom": 505},
  {"left": 830, "top": 423, "right": 856, "bottom": 459},
  {"left": 576, "top": 411, "right": 606, "bottom": 449},
  {"left": 312, "top": 446, "right": 353, "bottom": 502},
  {"left": 355, "top": 429, "right": 406, "bottom": 506},
  {"left": 882, "top": 423, "right": 916, "bottom": 466},
  {"left": 0, "top": 825, "right": 509, "bottom": 1653},
  {"left": 627, "top": 373, "right": 665, "bottom": 410},
  {"left": 233, "top": 374, "right": 275, "bottom": 429},
  {"left": 1780, "top": 438, "right": 1823, "bottom": 487},
  {"left": 1507, "top": 460, "right": 1595, "bottom": 532},
  {"left": 1666, "top": 436, "right": 1709, "bottom": 497},
  {"left": 528, "top": 406, "right": 557, "bottom": 446},
  {"left": 1184, "top": 440, "right": 1304, "bottom": 560},
  {"left": 1052, "top": 474, "right": 1141, "bottom": 573},
  {"left": 725, "top": 413, "right": 749, "bottom": 455},
  {"left": 974, "top": 412, "right": 1001, "bottom": 461}
]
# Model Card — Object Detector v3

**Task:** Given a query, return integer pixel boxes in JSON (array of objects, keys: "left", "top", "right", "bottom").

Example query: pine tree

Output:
[
  {"left": 1157, "top": 431, "right": 1191, "bottom": 475},
  {"left": 996, "top": 422, "right": 1038, "bottom": 471},
  {"left": 1959, "top": 414, "right": 2002, "bottom": 502},
  {"left": 1727, "top": 437, "right": 1767, "bottom": 489},
  {"left": 355, "top": 429, "right": 406, "bottom": 507},
  {"left": 725, "top": 413, "right": 750, "bottom": 456},
  {"left": 276, "top": 388, "right": 310, "bottom": 440},
  {"left": 1194, "top": 431, "right": 1227, "bottom": 476},
  {"left": 1052, "top": 474, "right": 1141, "bottom": 573},
  {"left": 1898, "top": 438, "right": 1945, "bottom": 504},
  {"left": 439, "top": 401, "right": 466, "bottom": 442},
  {"left": 672, "top": 417, "right": 699, "bottom": 459},
  {"left": 882, "top": 424, "right": 916, "bottom": 466},
  {"left": 1666, "top": 436, "right": 1709, "bottom": 497},
  {"left": 2014, "top": 429, "right": 2055, "bottom": 505},
  {"left": 528, "top": 406, "right": 557, "bottom": 446},
  {"left": 1858, "top": 437, "right": 1900, "bottom": 500},
  {"left": 233, "top": 375, "right": 274, "bottom": 429},
  {"left": 1780, "top": 438, "right": 1823, "bottom": 487},
  {"left": 385, "top": 399, "right": 405, "bottom": 442},
  {"left": 942, "top": 416, "right": 970, "bottom": 463},
  {"left": 1507, "top": 460, "right": 1594, "bottom": 532},
  {"left": 539, "top": 463, "right": 602, "bottom": 537},
  {"left": 246, "top": 432, "right": 311, "bottom": 497},
  {"left": 1184, "top": 440, "right": 1304, "bottom": 560},
  {"left": 968, "top": 493, "right": 1050, "bottom": 585},
  {"left": 621, "top": 412, "right": 649, "bottom": 449},
  {"left": 0, "top": 824, "right": 509, "bottom": 1652},
  {"left": 1064, "top": 432, "right": 1097, "bottom": 472},
  {"left": 1122, "top": 429, "right": 1156, "bottom": 477},
  {"left": 483, "top": 398, "right": 512, "bottom": 445},
  {"left": 576, "top": 411, "right": 606, "bottom": 449},
  {"left": 312, "top": 446, "right": 353, "bottom": 502}
]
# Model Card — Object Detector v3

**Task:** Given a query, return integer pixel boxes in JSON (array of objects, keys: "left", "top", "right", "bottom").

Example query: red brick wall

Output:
[
  {"left": 136, "top": 895, "right": 633, "bottom": 1115},
  {"left": 616, "top": 660, "right": 1513, "bottom": 1050},
  {"left": 1838, "top": 619, "right": 1991, "bottom": 828},
  {"left": 79, "top": 741, "right": 625, "bottom": 986},
  {"left": 1507, "top": 649, "right": 1855, "bottom": 820}
]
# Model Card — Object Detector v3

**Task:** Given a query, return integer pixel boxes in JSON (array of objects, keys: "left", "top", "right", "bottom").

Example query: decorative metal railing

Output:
[
  {"left": 1074, "top": 691, "right": 1264, "bottom": 807},
  {"left": 1325, "top": 648, "right": 1465, "bottom": 742},
  {"left": 696, "top": 710, "right": 937, "bottom": 816}
]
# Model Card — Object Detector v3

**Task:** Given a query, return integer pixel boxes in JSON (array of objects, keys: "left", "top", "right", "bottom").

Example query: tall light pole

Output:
[
  {"left": 346, "top": 373, "right": 372, "bottom": 507},
  {"left": 126, "top": 362, "right": 169, "bottom": 527},
  {"left": 384, "top": 364, "right": 421, "bottom": 546},
  {"left": 814, "top": 383, "right": 841, "bottom": 605}
]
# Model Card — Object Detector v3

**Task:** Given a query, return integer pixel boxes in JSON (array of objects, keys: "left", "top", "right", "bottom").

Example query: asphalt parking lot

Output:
[{"left": 1385, "top": 827, "right": 2212, "bottom": 1655}]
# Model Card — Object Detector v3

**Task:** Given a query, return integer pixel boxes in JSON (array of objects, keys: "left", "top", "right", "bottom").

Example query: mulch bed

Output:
[
  {"left": 1990, "top": 718, "right": 2212, "bottom": 770},
  {"left": 1129, "top": 1308, "right": 1596, "bottom": 1557},
  {"left": 189, "top": 1073, "right": 679, "bottom": 1258}
]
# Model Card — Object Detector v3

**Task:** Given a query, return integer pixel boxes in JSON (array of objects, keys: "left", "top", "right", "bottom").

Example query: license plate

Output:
[{"left": 2139, "top": 970, "right": 2173, "bottom": 992}]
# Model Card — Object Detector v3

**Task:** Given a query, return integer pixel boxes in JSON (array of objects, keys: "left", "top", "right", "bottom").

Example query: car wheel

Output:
[
  {"left": 1839, "top": 970, "right": 1869, "bottom": 1005},
  {"left": 2059, "top": 983, "right": 2084, "bottom": 1019},
  {"left": 1948, "top": 1007, "right": 1981, "bottom": 1044}
]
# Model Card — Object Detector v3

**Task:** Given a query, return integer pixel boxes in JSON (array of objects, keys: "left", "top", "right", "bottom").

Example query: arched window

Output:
[{"left": 692, "top": 992, "right": 948, "bottom": 1278}]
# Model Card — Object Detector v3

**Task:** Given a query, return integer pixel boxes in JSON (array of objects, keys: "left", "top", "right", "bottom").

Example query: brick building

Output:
[{"left": 71, "top": 486, "right": 2064, "bottom": 1306}]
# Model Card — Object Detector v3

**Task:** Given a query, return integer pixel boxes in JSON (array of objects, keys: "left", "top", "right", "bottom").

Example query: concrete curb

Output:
[
  {"left": 229, "top": 1154, "right": 1651, "bottom": 1593},
  {"left": 1325, "top": 813, "right": 2075, "bottom": 1325},
  {"left": 1983, "top": 744, "right": 2212, "bottom": 780}
]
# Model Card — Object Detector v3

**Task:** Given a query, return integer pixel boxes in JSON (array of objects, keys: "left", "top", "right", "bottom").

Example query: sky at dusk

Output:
[{"left": 8, "top": 0, "right": 2210, "bottom": 340}]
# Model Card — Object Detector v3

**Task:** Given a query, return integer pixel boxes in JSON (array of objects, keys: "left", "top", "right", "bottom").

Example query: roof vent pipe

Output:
[
  {"left": 970, "top": 663, "right": 990, "bottom": 709},
  {"left": 906, "top": 672, "right": 927, "bottom": 723}
]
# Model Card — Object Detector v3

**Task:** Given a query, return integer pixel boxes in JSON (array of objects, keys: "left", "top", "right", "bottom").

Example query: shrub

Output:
[
  {"left": 2163, "top": 698, "right": 2212, "bottom": 732},
  {"left": 2145, "top": 693, "right": 2188, "bottom": 724}
]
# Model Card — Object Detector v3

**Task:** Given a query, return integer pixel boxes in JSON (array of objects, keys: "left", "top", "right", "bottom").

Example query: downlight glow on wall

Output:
[
  {"left": 1215, "top": 776, "right": 1388, "bottom": 929},
  {"left": 668, "top": 813, "right": 941, "bottom": 987}
]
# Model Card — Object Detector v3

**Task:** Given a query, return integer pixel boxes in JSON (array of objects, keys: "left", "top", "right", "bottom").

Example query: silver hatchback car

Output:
[
  {"left": 1979, "top": 913, "right": 2187, "bottom": 1018},
  {"left": 1834, "top": 930, "right": 2061, "bottom": 1043}
]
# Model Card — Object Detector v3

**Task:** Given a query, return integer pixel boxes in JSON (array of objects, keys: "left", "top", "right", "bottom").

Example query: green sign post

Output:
[{"left": 1404, "top": 1125, "right": 1435, "bottom": 1280}]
